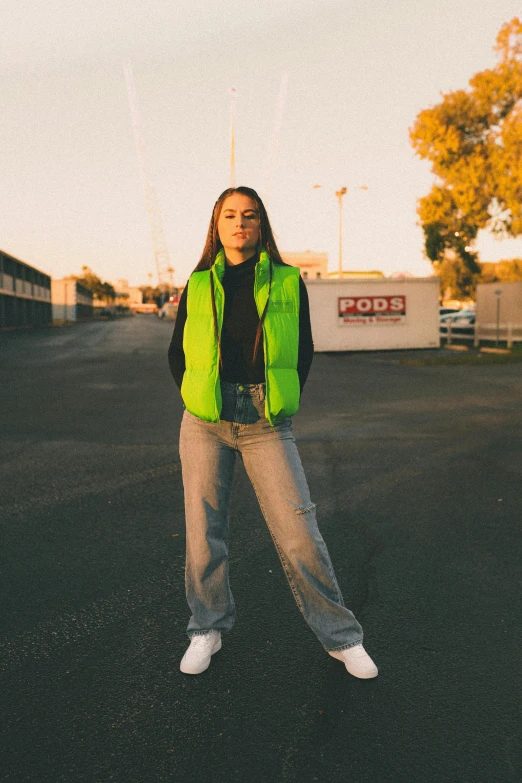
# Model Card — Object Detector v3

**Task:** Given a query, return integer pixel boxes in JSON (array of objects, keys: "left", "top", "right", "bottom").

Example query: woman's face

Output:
[{"left": 217, "top": 193, "right": 260, "bottom": 256}]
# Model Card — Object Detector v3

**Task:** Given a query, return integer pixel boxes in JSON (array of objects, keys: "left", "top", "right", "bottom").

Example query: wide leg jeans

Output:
[{"left": 179, "top": 381, "right": 363, "bottom": 652}]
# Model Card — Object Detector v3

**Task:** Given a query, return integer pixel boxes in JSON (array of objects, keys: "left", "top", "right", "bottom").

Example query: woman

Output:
[{"left": 168, "top": 186, "right": 377, "bottom": 679}]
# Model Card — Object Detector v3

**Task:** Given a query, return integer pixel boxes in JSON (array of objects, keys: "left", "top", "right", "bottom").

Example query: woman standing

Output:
[{"left": 168, "top": 186, "right": 377, "bottom": 679}]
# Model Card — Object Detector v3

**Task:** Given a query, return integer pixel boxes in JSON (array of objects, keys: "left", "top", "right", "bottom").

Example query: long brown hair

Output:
[
  {"left": 193, "top": 186, "right": 285, "bottom": 366},
  {"left": 193, "top": 186, "right": 284, "bottom": 271}
]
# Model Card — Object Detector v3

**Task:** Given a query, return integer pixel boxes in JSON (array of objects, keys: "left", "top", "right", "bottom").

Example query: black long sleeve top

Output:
[{"left": 167, "top": 254, "right": 314, "bottom": 392}]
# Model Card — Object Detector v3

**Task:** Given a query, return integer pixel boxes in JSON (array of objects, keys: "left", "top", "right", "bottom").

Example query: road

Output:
[{"left": 1, "top": 316, "right": 521, "bottom": 783}]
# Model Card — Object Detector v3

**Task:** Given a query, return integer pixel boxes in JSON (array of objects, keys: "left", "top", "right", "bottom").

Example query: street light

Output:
[
  {"left": 495, "top": 288, "right": 502, "bottom": 347},
  {"left": 313, "top": 185, "right": 368, "bottom": 277},
  {"left": 335, "top": 187, "right": 347, "bottom": 276}
]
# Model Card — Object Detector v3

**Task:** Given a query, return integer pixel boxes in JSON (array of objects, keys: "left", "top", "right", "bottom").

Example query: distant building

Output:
[
  {"left": 327, "top": 269, "right": 385, "bottom": 279},
  {"left": 281, "top": 251, "right": 328, "bottom": 280},
  {"left": 114, "top": 278, "right": 129, "bottom": 293},
  {"left": 113, "top": 278, "right": 143, "bottom": 306},
  {"left": 51, "top": 277, "right": 93, "bottom": 322},
  {"left": 0, "top": 249, "right": 52, "bottom": 328},
  {"left": 129, "top": 287, "right": 143, "bottom": 305},
  {"left": 476, "top": 281, "right": 522, "bottom": 340}
]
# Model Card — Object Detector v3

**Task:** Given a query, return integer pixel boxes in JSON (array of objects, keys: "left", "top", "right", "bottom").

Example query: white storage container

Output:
[{"left": 305, "top": 277, "right": 440, "bottom": 352}]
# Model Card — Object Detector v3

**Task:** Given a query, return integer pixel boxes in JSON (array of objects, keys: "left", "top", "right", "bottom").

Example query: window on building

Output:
[
  {"left": 316, "top": 272, "right": 321, "bottom": 278},
  {"left": 3, "top": 255, "right": 14, "bottom": 276},
  {"left": 302, "top": 271, "right": 308, "bottom": 279}
]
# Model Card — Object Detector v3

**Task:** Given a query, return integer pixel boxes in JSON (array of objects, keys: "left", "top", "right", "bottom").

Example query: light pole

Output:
[
  {"left": 495, "top": 288, "right": 502, "bottom": 347},
  {"left": 230, "top": 87, "right": 237, "bottom": 188},
  {"left": 166, "top": 266, "right": 175, "bottom": 299},
  {"left": 313, "top": 184, "right": 368, "bottom": 277},
  {"left": 335, "top": 187, "right": 347, "bottom": 277}
]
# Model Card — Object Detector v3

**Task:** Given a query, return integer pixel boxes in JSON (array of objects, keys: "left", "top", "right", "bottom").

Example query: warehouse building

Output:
[
  {"left": 281, "top": 250, "right": 385, "bottom": 281},
  {"left": 0, "top": 250, "right": 52, "bottom": 328},
  {"left": 281, "top": 251, "right": 329, "bottom": 279},
  {"left": 51, "top": 277, "right": 93, "bottom": 322}
]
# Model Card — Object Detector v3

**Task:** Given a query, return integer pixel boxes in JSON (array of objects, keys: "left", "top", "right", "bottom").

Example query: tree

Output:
[
  {"left": 480, "top": 258, "right": 522, "bottom": 282},
  {"left": 410, "top": 17, "right": 522, "bottom": 298},
  {"left": 100, "top": 282, "right": 116, "bottom": 303},
  {"left": 438, "top": 252, "right": 479, "bottom": 300},
  {"left": 75, "top": 266, "right": 116, "bottom": 303},
  {"left": 139, "top": 285, "right": 162, "bottom": 305},
  {"left": 139, "top": 283, "right": 177, "bottom": 306},
  {"left": 75, "top": 266, "right": 104, "bottom": 299}
]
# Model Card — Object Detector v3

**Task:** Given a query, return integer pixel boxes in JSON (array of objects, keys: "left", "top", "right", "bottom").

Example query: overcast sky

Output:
[{"left": 2, "top": 0, "right": 522, "bottom": 286}]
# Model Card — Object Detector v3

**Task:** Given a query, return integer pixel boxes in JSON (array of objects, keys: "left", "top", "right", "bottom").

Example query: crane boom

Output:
[
  {"left": 123, "top": 61, "right": 172, "bottom": 298},
  {"left": 264, "top": 73, "right": 288, "bottom": 202},
  {"left": 230, "top": 87, "right": 237, "bottom": 188}
]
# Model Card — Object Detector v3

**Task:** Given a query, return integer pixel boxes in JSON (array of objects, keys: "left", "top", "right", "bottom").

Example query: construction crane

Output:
[
  {"left": 123, "top": 61, "right": 172, "bottom": 305},
  {"left": 264, "top": 73, "right": 288, "bottom": 203},
  {"left": 230, "top": 86, "right": 237, "bottom": 187}
]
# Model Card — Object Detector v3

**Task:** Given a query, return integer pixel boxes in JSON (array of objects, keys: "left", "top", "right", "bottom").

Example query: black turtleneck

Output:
[{"left": 167, "top": 255, "right": 314, "bottom": 391}]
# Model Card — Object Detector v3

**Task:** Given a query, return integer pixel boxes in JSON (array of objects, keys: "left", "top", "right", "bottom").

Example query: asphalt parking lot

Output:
[{"left": 1, "top": 316, "right": 521, "bottom": 783}]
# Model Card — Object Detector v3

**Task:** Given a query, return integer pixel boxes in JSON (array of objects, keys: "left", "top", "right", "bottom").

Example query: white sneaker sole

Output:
[
  {"left": 328, "top": 649, "right": 378, "bottom": 679},
  {"left": 180, "top": 638, "right": 222, "bottom": 675}
]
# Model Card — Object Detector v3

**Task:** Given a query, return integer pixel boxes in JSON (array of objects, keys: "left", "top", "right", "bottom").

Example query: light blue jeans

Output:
[{"left": 179, "top": 381, "right": 363, "bottom": 652}]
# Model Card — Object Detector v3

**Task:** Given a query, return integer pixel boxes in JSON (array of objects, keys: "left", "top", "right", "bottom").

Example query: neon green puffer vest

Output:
[{"left": 181, "top": 248, "right": 300, "bottom": 425}]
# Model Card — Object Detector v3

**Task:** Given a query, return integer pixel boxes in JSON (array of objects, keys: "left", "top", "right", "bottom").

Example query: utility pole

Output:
[
  {"left": 495, "top": 288, "right": 502, "bottom": 347},
  {"left": 230, "top": 87, "right": 237, "bottom": 188},
  {"left": 335, "top": 187, "right": 347, "bottom": 277},
  {"left": 313, "top": 184, "right": 368, "bottom": 276},
  {"left": 264, "top": 73, "right": 288, "bottom": 203},
  {"left": 123, "top": 61, "right": 172, "bottom": 306}
]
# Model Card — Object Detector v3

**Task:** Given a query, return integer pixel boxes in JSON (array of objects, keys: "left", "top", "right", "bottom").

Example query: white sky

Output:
[{"left": 1, "top": 0, "right": 522, "bottom": 286}]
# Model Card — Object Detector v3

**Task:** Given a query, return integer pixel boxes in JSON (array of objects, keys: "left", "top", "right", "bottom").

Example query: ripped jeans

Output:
[{"left": 179, "top": 381, "right": 363, "bottom": 652}]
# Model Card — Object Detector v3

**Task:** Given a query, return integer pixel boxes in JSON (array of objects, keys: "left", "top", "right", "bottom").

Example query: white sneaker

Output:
[
  {"left": 329, "top": 644, "right": 378, "bottom": 679},
  {"left": 180, "top": 631, "right": 222, "bottom": 675}
]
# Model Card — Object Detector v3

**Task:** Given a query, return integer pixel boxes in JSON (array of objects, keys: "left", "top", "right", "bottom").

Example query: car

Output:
[
  {"left": 98, "top": 307, "right": 116, "bottom": 318},
  {"left": 450, "top": 312, "right": 475, "bottom": 326},
  {"left": 157, "top": 303, "right": 178, "bottom": 320},
  {"left": 132, "top": 303, "right": 158, "bottom": 314},
  {"left": 439, "top": 306, "right": 461, "bottom": 317},
  {"left": 440, "top": 310, "right": 476, "bottom": 337},
  {"left": 439, "top": 307, "right": 475, "bottom": 324}
]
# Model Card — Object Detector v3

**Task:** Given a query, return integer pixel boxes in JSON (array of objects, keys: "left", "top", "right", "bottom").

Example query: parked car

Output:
[
  {"left": 440, "top": 309, "right": 476, "bottom": 337},
  {"left": 439, "top": 306, "right": 461, "bottom": 317},
  {"left": 157, "top": 303, "right": 178, "bottom": 320},
  {"left": 132, "top": 303, "right": 158, "bottom": 314},
  {"left": 98, "top": 307, "right": 116, "bottom": 318},
  {"left": 439, "top": 308, "right": 475, "bottom": 323}
]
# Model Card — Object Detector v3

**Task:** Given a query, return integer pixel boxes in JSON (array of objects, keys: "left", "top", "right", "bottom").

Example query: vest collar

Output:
[
  {"left": 258, "top": 247, "right": 271, "bottom": 273},
  {"left": 211, "top": 248, "right": 226, "bottom": 284},
  {"left": 211, "top": 246, "right": 270, "bottom": 285}
]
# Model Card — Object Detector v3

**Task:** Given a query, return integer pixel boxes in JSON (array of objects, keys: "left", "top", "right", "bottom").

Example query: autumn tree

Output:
[
  {"left": 480, "top": 258, "right": 522, "bottom": 282},
  {"left": 410, "top": 17, "right": 522, "bottom": 298},
  {"left": 100, "top": 281, "right": 116, "bottom": 303},
  {"left": 75, "top": 266, "right": 116, "bottom": 303},
  {"left": 139, "top": 283, "right": 178, "bottom": 305},
  {"left": 139, "top": 285, "right": 163, "bottom": 305}
]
